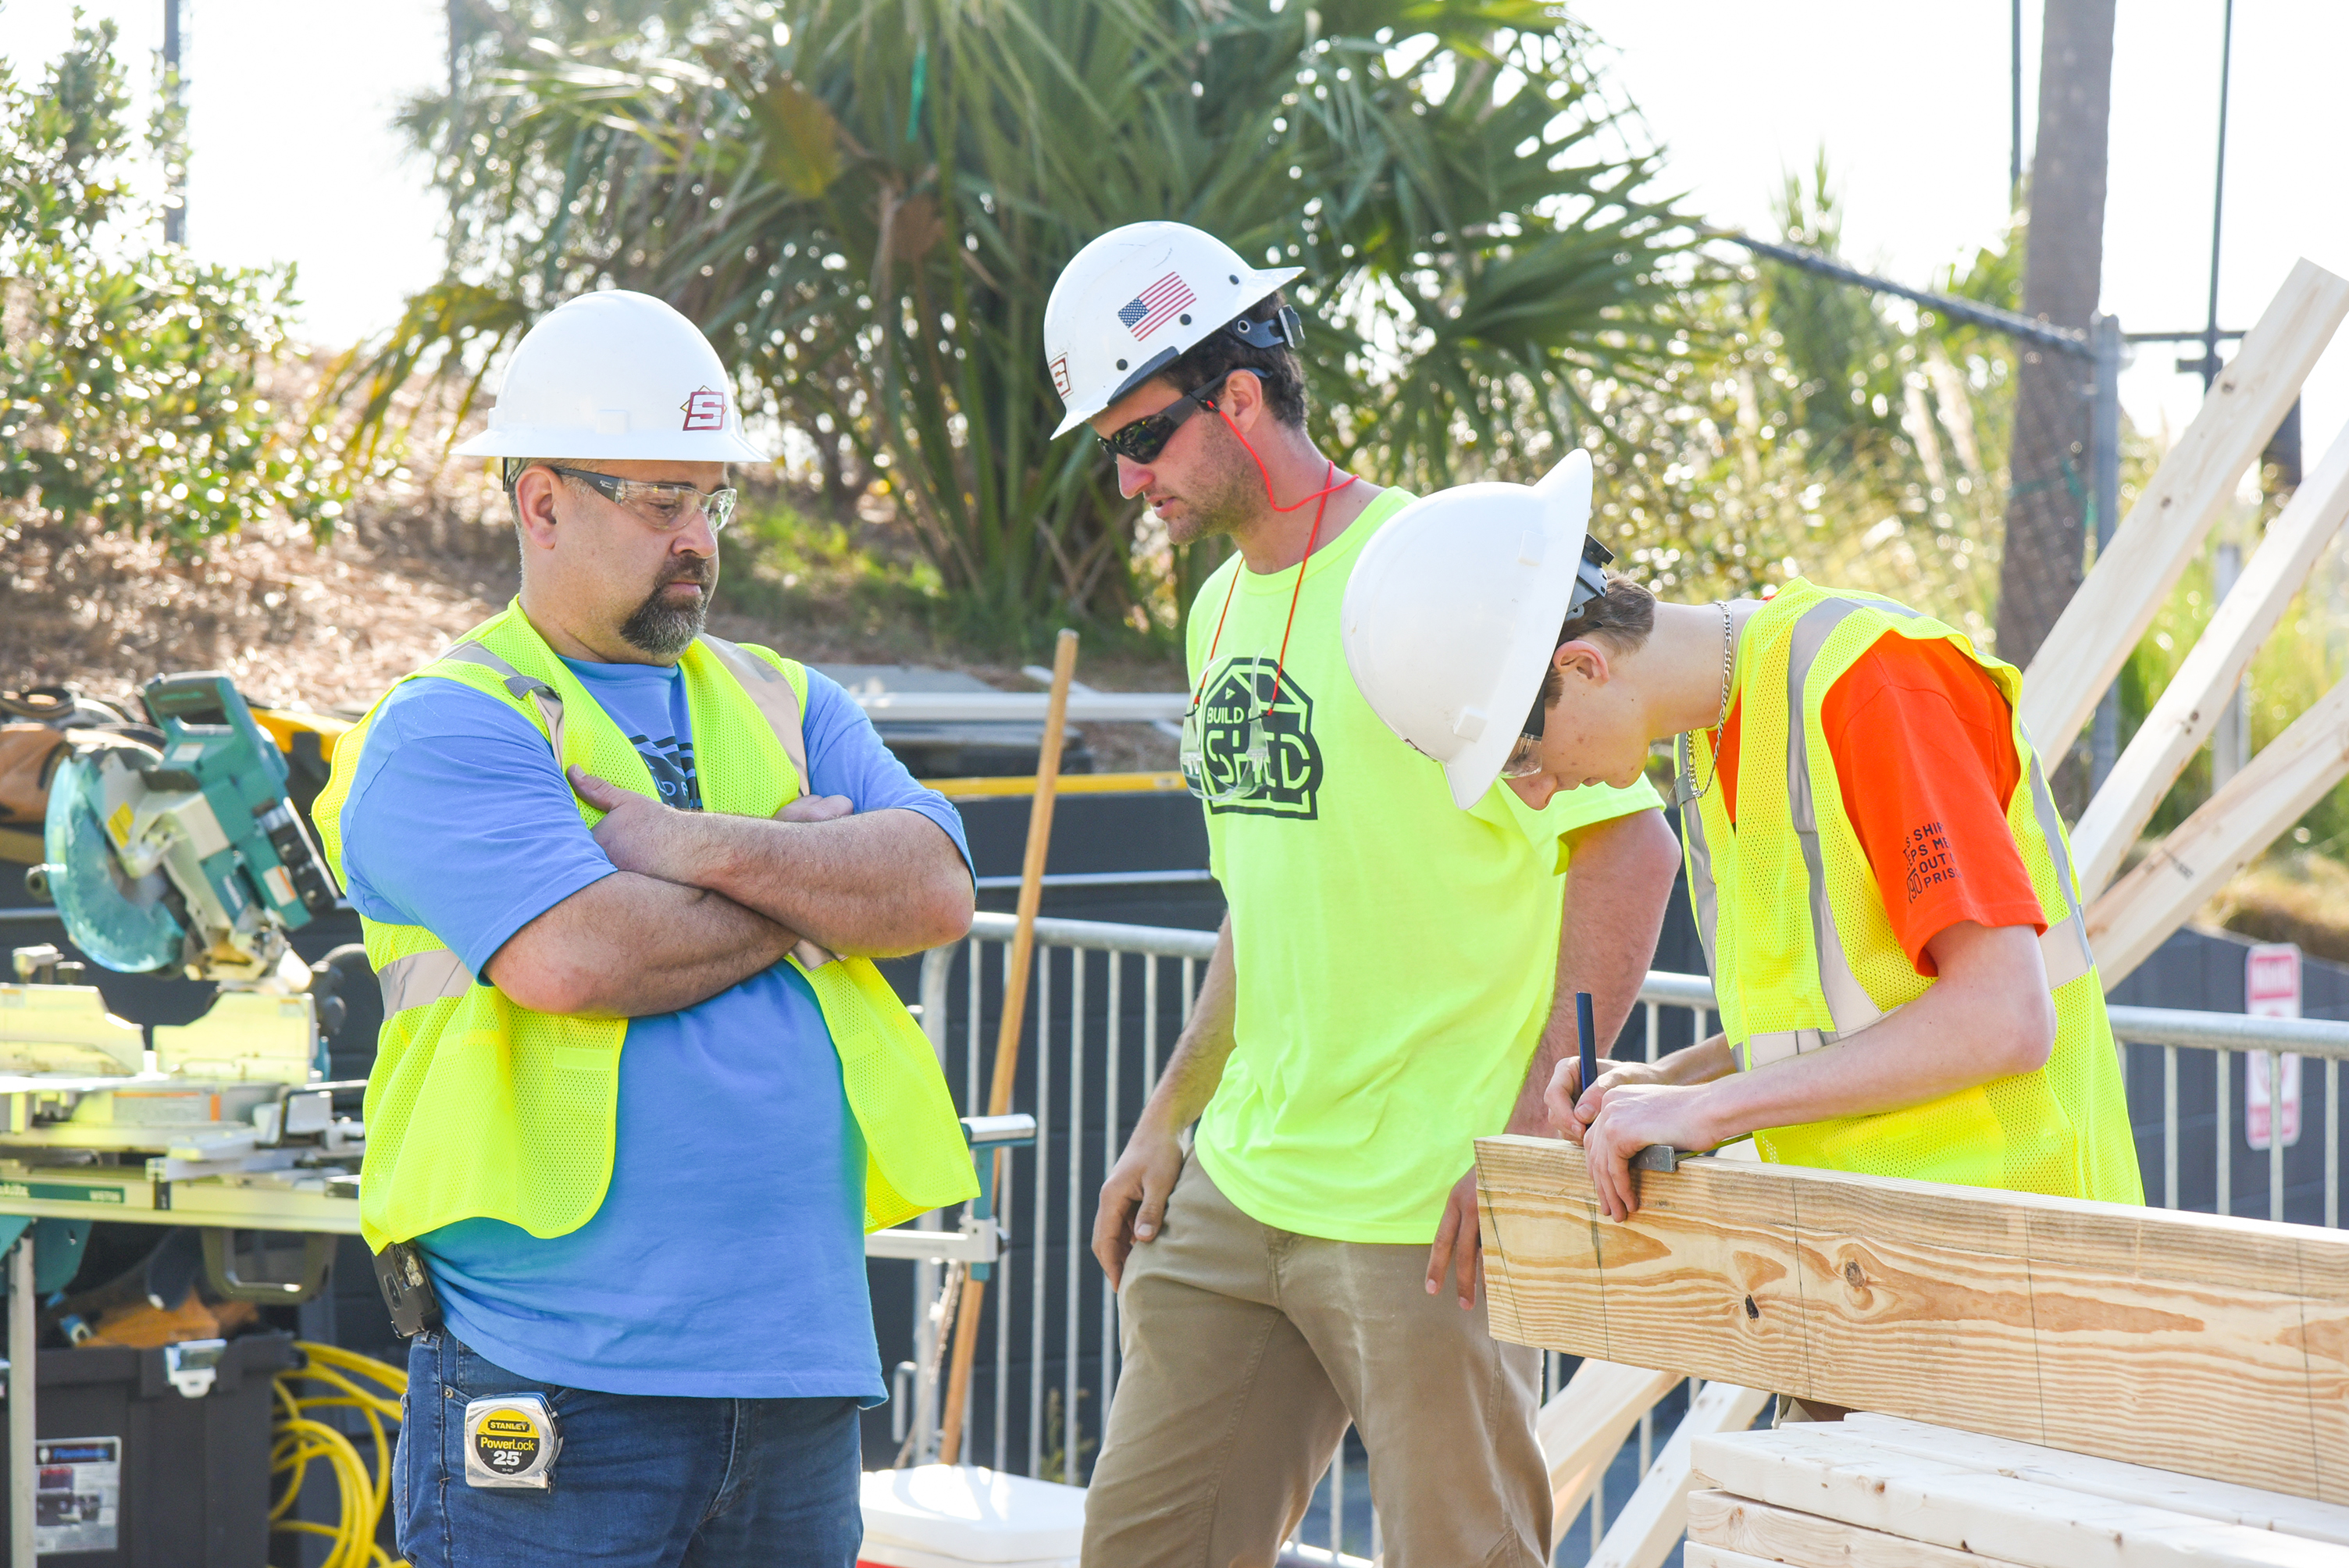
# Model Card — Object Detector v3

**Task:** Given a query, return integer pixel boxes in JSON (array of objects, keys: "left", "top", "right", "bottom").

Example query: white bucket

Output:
[{"left": 859, "top": 1464, "right": 1087, "bottom": 1568}]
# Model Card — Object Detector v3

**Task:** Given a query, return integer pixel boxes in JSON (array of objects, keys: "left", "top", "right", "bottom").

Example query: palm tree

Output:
[{"left": 341, "top": 0, "right": 1695, "bottom": 643}]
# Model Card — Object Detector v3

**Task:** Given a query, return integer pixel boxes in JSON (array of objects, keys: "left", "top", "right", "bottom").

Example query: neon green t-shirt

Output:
[{"left": 1185, "top": 485, "right": 1664, "bottom": 1243}]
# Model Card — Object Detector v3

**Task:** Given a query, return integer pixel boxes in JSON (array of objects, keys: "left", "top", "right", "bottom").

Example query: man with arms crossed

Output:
[
  {"left": 1341, "top": 455, "right": 2143, "bottom": 1231},
  {"left": 315, "top": 291, "right": 978, "bottom": 1566},
  {"left": 1045, "top": 223, "right": 1681, "bottom": 1565}
]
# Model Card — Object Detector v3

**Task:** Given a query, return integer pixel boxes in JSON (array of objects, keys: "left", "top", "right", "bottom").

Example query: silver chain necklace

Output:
[{"left": 1684, "top": 601, "right": 1736, "bottom": 804}]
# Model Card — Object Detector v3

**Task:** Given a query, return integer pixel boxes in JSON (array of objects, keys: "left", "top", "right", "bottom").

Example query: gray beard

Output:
[{"left": 619, "top": 587, "right": 710, "bottom": 656}]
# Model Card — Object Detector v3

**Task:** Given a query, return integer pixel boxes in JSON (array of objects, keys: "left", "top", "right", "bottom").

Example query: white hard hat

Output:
[
  {"left": 454, "top": 289, "right": 768, "bottom": 464},
  {"left": 1340, "top": 449, "right": 1610, "bottom": 809},
  {"left": 1043, "top": 222, "right": 1304, "bottom": 438}
]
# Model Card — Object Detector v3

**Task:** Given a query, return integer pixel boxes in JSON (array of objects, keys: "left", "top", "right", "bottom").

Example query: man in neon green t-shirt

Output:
[{"left": 1043, "top": 223, "right": 1679, "bottom": 1566}]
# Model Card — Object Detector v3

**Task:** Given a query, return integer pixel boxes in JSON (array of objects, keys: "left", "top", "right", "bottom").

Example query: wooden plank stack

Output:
[
  {"left": 1474, "top": 1135, "right": 2349, "bottom": 1502},
  {"left": 1685, "top": 1413, "right": 2349, "bottom": 1567}
]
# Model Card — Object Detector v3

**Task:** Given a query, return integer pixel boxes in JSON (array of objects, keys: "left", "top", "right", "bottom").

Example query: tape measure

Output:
[{"left": 463, "top": 1393, "right": 561, "bottom": 1490}]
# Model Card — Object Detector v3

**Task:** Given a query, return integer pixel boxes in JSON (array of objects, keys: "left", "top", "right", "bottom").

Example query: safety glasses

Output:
[
  {"left": 1094, "top": 372, "right": 1233, "bottom": 465},
  {"left": 544, "top": 465, "right": 738, "bottom": 534},
  {"left": 1497, "top": 685, "right": 1549, "bottom": 780}
]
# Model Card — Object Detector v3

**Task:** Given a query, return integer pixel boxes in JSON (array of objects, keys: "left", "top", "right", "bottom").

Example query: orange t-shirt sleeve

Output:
[{"left": 1820, "top": 636, "right": 2046, "bottom": 977}]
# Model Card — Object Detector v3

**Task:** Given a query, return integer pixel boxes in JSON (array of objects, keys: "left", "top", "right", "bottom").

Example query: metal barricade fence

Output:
[{"left": 894, "top": 912, "right": 2349, "bottom": 1566}]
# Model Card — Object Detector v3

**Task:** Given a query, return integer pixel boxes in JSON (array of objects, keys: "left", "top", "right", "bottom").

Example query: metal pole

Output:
[
  {"left": 2213, "top": 541, "right": 2248, "bottom": 786},
  {"left": 9, "top": 1235, "right": 34, "bottom": 1568},
  {"left": 2011, "top": 0, "right": 2025, "bottom": 208},
  {"left": 2090, "top": 313, "right": 2123, "bottom": 791},
  {"left": 1721, "top": 233, "right": 2092, "bottom": 357},
  {"left": 162, "top": 0, "right": 185, "bottom": 247},
  {"left": 2198, "top": 0, "right": 2236, "bottom": 392}
]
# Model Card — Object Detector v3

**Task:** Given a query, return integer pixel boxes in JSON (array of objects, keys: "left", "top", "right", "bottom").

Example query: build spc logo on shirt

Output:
[{"left": 1192, "top": 657, "right": 1324, "bottom": 820}]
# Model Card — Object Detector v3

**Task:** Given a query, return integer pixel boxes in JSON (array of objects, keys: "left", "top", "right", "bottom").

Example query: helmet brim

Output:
[
  {"left": 1435, "top": 452, "right": 1595, "bottom": 810},
  {"left": 452, "top": 427, "right": 769, "bottom": 463}
]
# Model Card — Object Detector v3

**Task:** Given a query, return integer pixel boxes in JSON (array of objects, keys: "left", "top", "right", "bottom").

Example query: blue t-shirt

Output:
[{"left": 339, "top": 654, "right": 971, "bottom": 1399}]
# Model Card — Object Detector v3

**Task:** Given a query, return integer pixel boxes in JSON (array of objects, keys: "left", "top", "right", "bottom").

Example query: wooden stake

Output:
[{"left": 938, "top": 628, "right": 1079, "bottom": 1466}]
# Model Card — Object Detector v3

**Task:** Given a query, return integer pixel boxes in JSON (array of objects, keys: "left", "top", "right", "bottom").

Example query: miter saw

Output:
[{"left": 1, "top": 672, "right": 362, "bottom": 1207}]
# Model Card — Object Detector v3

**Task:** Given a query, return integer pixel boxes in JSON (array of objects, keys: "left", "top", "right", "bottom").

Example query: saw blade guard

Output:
[{"left": 42, "top": 739, "right": 186, "bottom": 973}]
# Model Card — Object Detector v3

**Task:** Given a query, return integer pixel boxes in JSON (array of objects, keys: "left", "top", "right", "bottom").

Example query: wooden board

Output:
[
  {"left": 1536, "top": 1358, "right": 1682, "bottom": 1522},
  {"left": 1835, "top": 1414, "right": 2349, "bottom": 1547},
  {"left": 1587, "top": 1381, "right": 1772, "bottom": 1568},
  {"left": 1691, "top": 1427, "right": 2348, "bottom": 1568},
  {"left": 2019, "top": 258, "right": 2349, "bottom": 760},
  {"left": 2087, "top": 673, "right": 2349, "bottom": 985},
  {"left": 1686, "top": 1546, "right": 1787, "bottom": 1568},
  {"left": 1687, "top": 1547, "right": 1790, "bottom": 1568},
  {"left": 1473, "top": 1135, "right": 2349, "bottom": 1502},
  {"left": 1688, "top": 1488, "right": 2034, "bottom": 1567},
  {"left": 2071, "top": 413, "right": 2349, "bottom": 897}
]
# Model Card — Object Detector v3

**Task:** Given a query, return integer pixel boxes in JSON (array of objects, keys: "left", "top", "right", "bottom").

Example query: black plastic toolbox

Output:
[{"left": 0, "top": 1332, "right": 298, "bottom": 1566}]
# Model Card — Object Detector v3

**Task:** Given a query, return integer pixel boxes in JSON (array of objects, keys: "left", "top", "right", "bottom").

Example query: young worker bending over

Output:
[{"left": 1340, "top": 453, "right": 2144, "bottom": 1219}]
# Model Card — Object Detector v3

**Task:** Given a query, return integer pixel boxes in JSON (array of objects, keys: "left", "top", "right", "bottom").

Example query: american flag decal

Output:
[{"left": 1116, "top": 273, "right": 1196, "bottom": 340}]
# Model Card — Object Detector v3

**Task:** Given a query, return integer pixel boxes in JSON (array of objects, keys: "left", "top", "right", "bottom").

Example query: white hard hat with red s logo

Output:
[
  {"left": 1043, "top": 222, "right": 1304, "bottom": 438},
  {"left": 455, "top": 289, "right": 768, "bottom": 463}
]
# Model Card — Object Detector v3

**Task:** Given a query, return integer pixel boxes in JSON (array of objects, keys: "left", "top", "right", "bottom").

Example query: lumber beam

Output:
[
  {"left": 1831, "top": 1414, "right": 2349, "bottom": 1546},
  {"left": 2018, "top": 258, "right": 2349, "bottom": 759},
  {"left": 1536, "top": 1359, "right": 1682, "bottom": 1523},
  {"left": 1684, "top": 1547, "right": 1786, "bottom": 1568},
  {"left": 2071, "top": 415, "right": 2349, "bottom": 896},
  {"left": 1691, "top": 1427, "right": 2346, "bottom": 1568},
  {"left": 1688, "top": 1488, "right": 2035, "bottom": 1568},
  {"left": 1473, "top": 1135, "right": 2349, "bottom": 1502},
  {"left": 2086, "top": 672, "right": 2349, "bottom": 985},
  {"left": 1586, "top": 1380, "right": 1771, "bottom": 1568}
]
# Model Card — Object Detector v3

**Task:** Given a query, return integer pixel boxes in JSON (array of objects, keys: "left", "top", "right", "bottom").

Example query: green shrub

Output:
[{"left": 0, "top": 19, "right": 347, "bottom": 556}]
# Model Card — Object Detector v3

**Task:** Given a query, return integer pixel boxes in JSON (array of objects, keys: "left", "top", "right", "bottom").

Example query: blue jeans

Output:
[{"left": 394, "top": 1331, "right": 864, "bottom": 1567}]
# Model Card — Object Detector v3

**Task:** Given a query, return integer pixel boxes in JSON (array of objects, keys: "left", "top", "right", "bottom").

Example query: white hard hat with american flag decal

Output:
[{"left": 1043, "top": 222, "right": 1303, "bottom": 439}]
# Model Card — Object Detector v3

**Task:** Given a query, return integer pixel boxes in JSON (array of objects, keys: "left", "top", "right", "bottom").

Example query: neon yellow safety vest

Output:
[
  {"left": 1677, "top": 580, "right": 2143, "bottom": 1203},
  {"left": 312, "top": 600, "right": 978, "bottom": 1252}
]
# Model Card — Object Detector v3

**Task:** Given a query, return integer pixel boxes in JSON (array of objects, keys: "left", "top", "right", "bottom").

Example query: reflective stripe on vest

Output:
[
  {"left": 377, "top": 948, "right": 474, "bottom": 1014},
  {"left": 1672, "top": 581, "right": 2141, "bottom": 1202},
  {"left": 700, "top": 633, "right": 812, "bottom": 795},
  {"left": 440, "top": 641, "right": 569, "bottom": 759},
  {"left": 1683, "top": 595, "right": 2104, "bottom": 1071}
]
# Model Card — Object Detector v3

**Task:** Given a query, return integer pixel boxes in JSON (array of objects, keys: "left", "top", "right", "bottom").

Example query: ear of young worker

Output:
[
  {"left": 314, "top": 290, "right": 976, "bottom": 1566},
  {"left": 1342, "top": 463, "right": 2145, "bottom": 1224}
]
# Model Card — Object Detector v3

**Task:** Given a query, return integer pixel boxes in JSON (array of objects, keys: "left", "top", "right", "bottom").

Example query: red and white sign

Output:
[{"left": 2246, "top": 942, "right": 2301, "bottom": 1150}]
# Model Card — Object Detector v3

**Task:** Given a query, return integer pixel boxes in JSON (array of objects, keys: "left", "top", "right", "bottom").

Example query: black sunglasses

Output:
[{"left": 1094, "top": 372, "right": 1234, "bottom": 465}]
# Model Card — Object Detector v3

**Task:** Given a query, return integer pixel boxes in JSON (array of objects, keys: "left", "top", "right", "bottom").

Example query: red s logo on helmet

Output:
[{"left": 680, "top": 387, "right": 727, "bottom": 431}]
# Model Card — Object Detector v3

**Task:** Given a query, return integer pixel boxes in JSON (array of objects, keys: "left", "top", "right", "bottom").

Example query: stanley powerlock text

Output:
[{"left": 463, "top": 1393, "right": 561, "bottom": 1490}]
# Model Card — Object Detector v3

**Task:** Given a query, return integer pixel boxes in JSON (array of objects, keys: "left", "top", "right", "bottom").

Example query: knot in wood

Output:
[
  {"left": 1843, "top": 1260, "right": 1865, "bottom": 1286},
  {"left": 1743, "top": 1294, "right": 1760, "bottom": 1320}
]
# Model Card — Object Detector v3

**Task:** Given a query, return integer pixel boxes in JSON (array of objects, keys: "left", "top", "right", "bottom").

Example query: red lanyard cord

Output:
[{"left": 1193, "top": 456, "right": 1351, "bottom": 722}]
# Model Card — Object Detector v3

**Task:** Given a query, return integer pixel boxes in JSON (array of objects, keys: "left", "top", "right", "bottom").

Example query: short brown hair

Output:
[
  {"left": 1538, "top": 575, "right": 1656, "bottom": 707},
  {"left": 1160, "top": 292, "right": 1309, "bottom": 429}
]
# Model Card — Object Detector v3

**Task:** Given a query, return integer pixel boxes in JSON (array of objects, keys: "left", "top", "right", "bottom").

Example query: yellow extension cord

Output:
[{"left": 272, "top": 1340, "right": 409, "bottom": 1568}]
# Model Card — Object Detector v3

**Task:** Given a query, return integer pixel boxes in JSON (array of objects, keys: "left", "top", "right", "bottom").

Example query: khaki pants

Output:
[{"left": 1082, "top": 1157, "right": 1551, "bottom": 1567}]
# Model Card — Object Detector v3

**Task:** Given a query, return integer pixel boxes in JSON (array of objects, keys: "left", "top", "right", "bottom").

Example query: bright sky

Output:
[
  {"left": 1577, "top": 0, "right": 2349, "bottom": 468},
  {"left": 3, "top": 0, "right": 2343, "bottom": 465}
]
